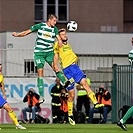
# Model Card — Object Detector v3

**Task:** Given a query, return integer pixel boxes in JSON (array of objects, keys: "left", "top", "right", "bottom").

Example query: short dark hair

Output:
[
  {"left": 48, "top": 14, "right": 57, "bottom": 20},
  {"left": 59, "top": 28, "right": 66, "bottom": 34}
]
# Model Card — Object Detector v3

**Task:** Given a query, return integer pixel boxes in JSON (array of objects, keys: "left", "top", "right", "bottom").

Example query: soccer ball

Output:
[
  {"left": 128, "top": 49, "right": 133, "bottom": 66},
  {"left": 67, "top": 21, "right": 78, "bottom": 32}
]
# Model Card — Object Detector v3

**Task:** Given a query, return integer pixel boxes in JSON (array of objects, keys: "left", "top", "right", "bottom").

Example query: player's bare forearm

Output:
[
  {"left": 56, "top": 35, "right": 62, "bottom": 47},
  {"left": 12, "top": 29, "right": 32, "bottom": 37},
  {"left": 54, "top": 54, "right": 60, "bottom": 71},
  {"left": 54, "top": 54, "right": 59, "bottom": 64}
]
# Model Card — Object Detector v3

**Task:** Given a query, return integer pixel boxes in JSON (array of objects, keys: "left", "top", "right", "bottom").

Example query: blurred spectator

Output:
[
  {"left": 51, "top": 78, "right": 64, "bottom": 123},
  {"left": 76, "top": 78, "right": 91, "bottom": 122},
  {"left": 60, "top": 89, "right": 68, "bottom": 124},
  {"left": 88, "top": 85, "right": 112, "bottom": 124},
  {"left": 22, "top": 88, "right": 41, "bottom": 124}
]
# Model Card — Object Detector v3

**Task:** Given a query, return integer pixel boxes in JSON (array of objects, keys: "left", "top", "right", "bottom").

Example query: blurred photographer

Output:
[
  {"left": 59, "top": 89, "right": 68, "bottom": 124},
  {"left": 51, "top": 78, "right": 64, "bottom": 123},
  {"left": 88, "top": 85, "right": 112, "bottom": 124},
  {"left": 22, "top": 88, "right": 41, "bottom": 124}
]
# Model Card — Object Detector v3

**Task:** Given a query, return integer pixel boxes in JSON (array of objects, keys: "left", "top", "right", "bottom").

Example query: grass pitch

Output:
[{"left": 0, "top": 124, "right": 133, "bottom": 133}]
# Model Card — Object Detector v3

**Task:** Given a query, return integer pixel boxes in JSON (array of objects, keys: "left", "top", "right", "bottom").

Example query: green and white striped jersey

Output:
[{"left": 30, "top": 22, "right": 58, "bottom": 53}]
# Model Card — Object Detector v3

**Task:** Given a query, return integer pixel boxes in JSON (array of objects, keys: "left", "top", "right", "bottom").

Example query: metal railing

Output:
[
  {"left": 0, "top": 49, "right": 128, "bottom": 79},
  {"left": 1, "top": 49, "right": 131, "bottom": 123},
  {"left": 112, "top": 64, "right": 133, "bottom": 123}
]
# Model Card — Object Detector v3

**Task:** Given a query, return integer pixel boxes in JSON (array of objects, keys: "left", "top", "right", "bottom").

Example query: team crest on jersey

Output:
[
  {"left": 63, "top": 46, "right": 71, "bottom": 52},
  {"left": 43, "top": 32, "right": 51, "bottom": 38}
]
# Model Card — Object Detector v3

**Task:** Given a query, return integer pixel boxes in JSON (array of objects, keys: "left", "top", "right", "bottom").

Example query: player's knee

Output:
[
  {"left": 81, "top": 79, "right": 90, "bottom": 88},
  {"left": 69, "top": 90, "right": 75, "bottom": 99},
  {"left": 71, "top": 93, "right": 75, "bottom": 99},
  {"left": 81, "top": 82, "right": 87, "bottom": 89},
  {"left": 4, "top": 104, "right": 12, "bottom": 112}
]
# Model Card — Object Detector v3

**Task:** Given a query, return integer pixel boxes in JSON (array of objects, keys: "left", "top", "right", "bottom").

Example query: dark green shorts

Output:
[{"left": 34, "top": 51, "right": 54, "bottom": 69}]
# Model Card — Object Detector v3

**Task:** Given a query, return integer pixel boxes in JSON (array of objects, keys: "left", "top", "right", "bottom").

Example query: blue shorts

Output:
[
  {"left": 0, "top": 95, "right": 7, "bottom": 107},
  {"left": 63, "top": 64, "right": 86, "bottom": 91}
]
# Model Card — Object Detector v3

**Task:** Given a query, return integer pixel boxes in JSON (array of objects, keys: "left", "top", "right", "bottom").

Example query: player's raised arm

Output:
[{"left": 12, "top": 29, "right": 32, "bottom": 37}]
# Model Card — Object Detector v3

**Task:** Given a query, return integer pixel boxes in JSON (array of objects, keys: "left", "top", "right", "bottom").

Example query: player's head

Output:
[
  {"left": 59, "top": 28, "right": 68, "bottom": 42},
  {"left": 0, "top": 64, "right": 2, "bottom": 73},
  {"left": 47, "top": 14, "right": 58, "bottom": 27}
]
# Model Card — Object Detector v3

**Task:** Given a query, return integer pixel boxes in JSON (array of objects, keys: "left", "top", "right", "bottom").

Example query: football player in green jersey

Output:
[
  {"left": 128, "top": 37, "right": 133, "bottom": 67},
  {"left": 117, "top": 37, "right": 133, "bottom": 131},
  {"left": 12, "top": 14, "right": 69, "bottom": 102}
]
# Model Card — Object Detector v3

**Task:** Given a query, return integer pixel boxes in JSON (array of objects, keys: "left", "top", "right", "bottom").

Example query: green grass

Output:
[{"left": 0, "top": 124, "right": 133, "bottom": 133}]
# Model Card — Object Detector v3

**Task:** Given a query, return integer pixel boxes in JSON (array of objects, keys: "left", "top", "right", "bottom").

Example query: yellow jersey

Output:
[
  {"left": 54, "top": 42, "right": 78, "bottom": 68},
  {"left": 0, "top": 74, "right": 4, "bottom": 84}
]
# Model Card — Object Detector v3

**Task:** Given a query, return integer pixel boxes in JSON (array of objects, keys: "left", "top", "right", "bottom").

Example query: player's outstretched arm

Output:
[{"left": 12, "top": 29, "right": 32, "bottom": 37}]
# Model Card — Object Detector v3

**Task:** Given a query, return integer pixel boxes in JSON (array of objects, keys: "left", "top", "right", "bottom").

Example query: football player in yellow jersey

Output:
[
  {"left": 0, "top": 64, "right": 26, "bottom": 129},
  {"left": 54, "top": 28, "right": 104, "bottom": 125}
]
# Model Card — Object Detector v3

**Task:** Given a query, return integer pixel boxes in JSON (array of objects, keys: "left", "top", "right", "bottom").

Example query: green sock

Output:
[
  {"left": 56, "top": 71, "right": 66, "bottom": 84},
  {"left": 37, "top": 77, "right": 44, "bottom": 97},
  {"left": 122, "top": 106, "right": 133, "bottom": 124}
]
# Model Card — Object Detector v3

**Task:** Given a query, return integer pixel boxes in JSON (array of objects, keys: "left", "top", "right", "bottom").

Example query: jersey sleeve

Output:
[
  {"left": 2, "top": 76, "right": 4, "bottom": 84},
  {"left": 0, "top": 75, "right": 4, "bottom": 84},
  {"left": 30, "top": 23, "right": 41, "bottom": 32},
  {"left": 53, "top": 42, "right": 59, "bottom": 54},
  {"left": 54, "top": 26, "right": 59, "bottom": 36}
]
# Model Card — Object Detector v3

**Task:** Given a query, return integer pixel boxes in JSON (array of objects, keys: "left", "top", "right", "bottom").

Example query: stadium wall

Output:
[
  {"left": 0, "top": 32, "right": 131, "bottom": 77},
  {"left": 3, "top": 32, "right": 132, "bottom": 55}
]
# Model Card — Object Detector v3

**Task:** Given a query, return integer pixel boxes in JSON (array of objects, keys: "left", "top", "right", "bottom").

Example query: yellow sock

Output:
[
  {"left": 67, "top": 101, "right": 73, "bottom": 116},
  {"left": 88, "top": 91, "right": 97, "bottom": 104},
  {"left": 8, "top": 111, "right": 19, "bottom": 125}
]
